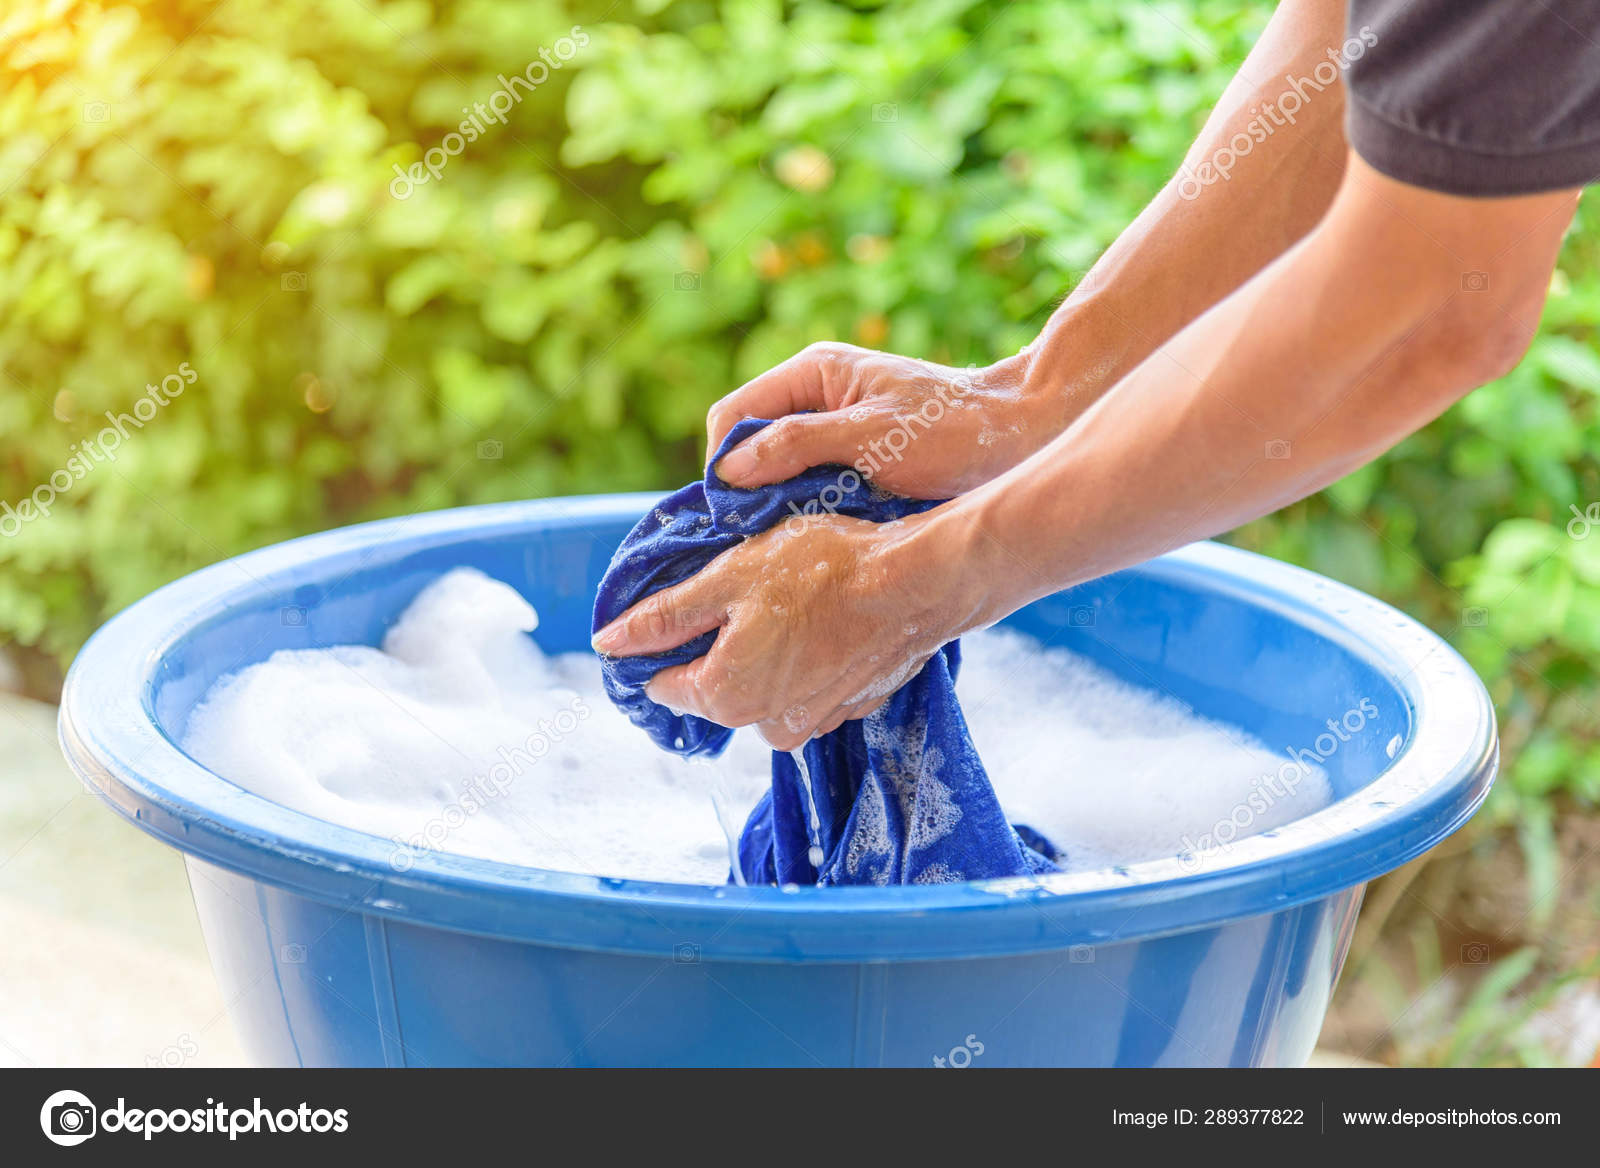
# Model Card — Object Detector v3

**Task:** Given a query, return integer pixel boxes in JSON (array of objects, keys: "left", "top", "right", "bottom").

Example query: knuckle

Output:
[
  {"left": 760, "top": 722, "right": 805, "bottom": 751},
  {"left": 761, "top": 415, "right": 802, "bottom": 452},
  {"left": 641, "top": 600, "right": 670, "bottom": 642},
  {"left": 698, "top": 672, "right": 749, "bottom": 725},
  {"left": 802, "top": 340, "right": 854, "bottom": 365},
  {"left": 705, "top": 695, "right": 751, "bottom": 728}
]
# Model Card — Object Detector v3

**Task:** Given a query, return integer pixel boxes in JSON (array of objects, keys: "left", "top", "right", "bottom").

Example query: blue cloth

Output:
[{"left": 592, "top": 418, "right": 1060, "bottom": 886}]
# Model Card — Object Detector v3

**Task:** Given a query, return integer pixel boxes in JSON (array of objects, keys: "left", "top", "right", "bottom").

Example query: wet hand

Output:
[
  {"left": 590, "top": 511, "right": 973, "bottom": 750},
  {"left": 706, "top": 342, "right": 1059, "bottom": 500}
]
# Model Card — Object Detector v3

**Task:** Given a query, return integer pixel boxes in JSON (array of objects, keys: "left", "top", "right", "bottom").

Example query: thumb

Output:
[
  {"left": 705, "top": 342, "right": 865, "bottom": 458},
  {"left": 592, "top": 573, "right": 727, "bottom": 657}
]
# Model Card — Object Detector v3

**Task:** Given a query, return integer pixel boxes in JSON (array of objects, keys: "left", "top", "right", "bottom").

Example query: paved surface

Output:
[{"left": 0, "top": 692, "right": 243, "bottom": 1067}]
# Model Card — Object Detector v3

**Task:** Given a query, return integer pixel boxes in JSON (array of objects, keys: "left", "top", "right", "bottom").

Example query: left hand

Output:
[
  {"left": 590, "top": 510, "right": 973, "bottom": 750},
  {"left": 704, "top": 342, "right": 1060, "bottom": 500}
]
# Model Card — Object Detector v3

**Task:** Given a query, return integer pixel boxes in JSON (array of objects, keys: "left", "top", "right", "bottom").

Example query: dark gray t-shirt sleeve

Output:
[{"left": 1345, "top": 0, "right": 1600, "bottom": 196}]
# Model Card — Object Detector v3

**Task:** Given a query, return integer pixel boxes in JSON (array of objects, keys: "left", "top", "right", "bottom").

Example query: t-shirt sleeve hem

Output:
[{"left": 1347, "top": 98, "right": 1600, "bottom": 197}]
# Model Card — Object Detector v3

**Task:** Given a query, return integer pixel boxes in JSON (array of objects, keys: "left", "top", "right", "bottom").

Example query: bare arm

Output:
[
  {"left": 596, "top": 155, "right": 1576, "bottom": 748},
  {"left": 709, "top": 0, "right": 1353, "bottom": 495},
  {"left": 923, "top": 155, "right": 1576, "bottom": 625},
  {"left": 1026, "top": 0, "right": 1354, "bottom": 423}
]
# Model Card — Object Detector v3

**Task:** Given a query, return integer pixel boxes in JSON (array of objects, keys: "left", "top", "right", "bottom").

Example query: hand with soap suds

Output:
[
  {"left": 592, "top": 419, "right": 1062, "bottom": 884},
  {"left": 593, "top": 499, "right": 971, "bottom": 750},
  {"left": 707, "top": 343, "right": 1070, "bottom": 501},
  {"left": 612, "top": 0, "right": 1584, "bottom": 746}
]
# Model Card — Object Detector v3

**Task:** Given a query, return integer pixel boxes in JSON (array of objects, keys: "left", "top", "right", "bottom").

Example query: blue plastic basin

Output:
[{"left": 58, "top": 495, "right": 1496, "bottom": 1066}]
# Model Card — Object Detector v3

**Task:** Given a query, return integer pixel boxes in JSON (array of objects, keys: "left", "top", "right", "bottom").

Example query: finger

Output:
[
  {"left": 815, "top": 698, "right": 879, "bottom": 736},
  {"left": 758, "top": 657, "right": 905, "bottom": 748},
  {"left": 645, "top": 657, "right": 752, "bottom": 728},
  {"left": 762, "top": 688, "right": 891, "bottom": 748},
  {"left": 762, "top": 649, "right": 923, "bottom": 748},
  {"left": 714, "top": 411, "right": 875, "bottom": 488},
  {"left": 705, "top": 341, "right": 863, "bottom": 456},
  {"left": 591, "top": 575, "right": 728, "bottom": 658},
  {"left": 840, "top": 693, "right": 892, "bottom": 722},
  {"left": 821, "top": 653, "right": 933, "bottom": 726},
  {"left": 755, "top": 698, "right": 829, "bottom": 752}
]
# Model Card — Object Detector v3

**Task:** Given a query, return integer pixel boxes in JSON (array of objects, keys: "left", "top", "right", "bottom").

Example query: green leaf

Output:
[{"left": 1532, "top": 334, "right": 1600, "bottom": 395}]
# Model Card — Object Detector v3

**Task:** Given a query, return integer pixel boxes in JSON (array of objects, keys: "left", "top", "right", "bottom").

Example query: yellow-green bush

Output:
[{"left": 2, "top": 0, "right": 1598, "bottom": 837}]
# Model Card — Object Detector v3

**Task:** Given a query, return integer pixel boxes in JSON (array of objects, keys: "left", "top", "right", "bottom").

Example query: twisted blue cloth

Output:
[{"left": 592, "top": 418, "right": 1060, "bottom": 886}]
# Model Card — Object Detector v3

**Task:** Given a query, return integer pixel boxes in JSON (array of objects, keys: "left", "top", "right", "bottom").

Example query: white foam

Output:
[
  {"left": 956, "top": 629, "right": 1329, "bottom": 872},
  {"left": 181, "top": 569, "right": 1332, "bottom": 885}
]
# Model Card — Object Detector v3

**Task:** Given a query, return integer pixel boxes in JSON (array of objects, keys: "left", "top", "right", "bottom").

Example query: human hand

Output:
[
  {"left": 706, "top": 342, "right": 1062, "bottom": 499},
  {"left": 589, "top": 509, "right": 978, "bottom": 751}
]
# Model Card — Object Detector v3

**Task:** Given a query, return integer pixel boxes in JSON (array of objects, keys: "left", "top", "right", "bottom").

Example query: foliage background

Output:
[{"left": 2, "top": 0, "right": 1596, "bottom": 1063}]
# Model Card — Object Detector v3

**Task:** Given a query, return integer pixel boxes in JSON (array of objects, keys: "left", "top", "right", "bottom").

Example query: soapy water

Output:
[
  {"left": 789, "top": 750, "right": 827, "bottom": 870},
  {"left": 181, "top": 569, "right": 1332, "bottom": 885}
]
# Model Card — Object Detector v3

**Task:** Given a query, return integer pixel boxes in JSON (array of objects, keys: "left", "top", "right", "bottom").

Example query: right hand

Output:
[
  {"left": 706, "top": 342, "right": 1062, "bottom": 499},
  {"left": 593, "top": 506, "right": 975, "bottom": 749}
]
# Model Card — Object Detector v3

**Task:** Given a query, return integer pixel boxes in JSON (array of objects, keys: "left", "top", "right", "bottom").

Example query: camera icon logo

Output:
[
  {"left": 871, "top": 102, "right": 898, "bottom": 122},
  {"left": 82, "top": 101, "right": 110, "bottom": 123},
  {"left": 1264, "top": 439, "right": 1292, "bottom": 460},
  {"left": 674, "top": 271, "right": 701, "bottom": 292},
  {"left": 1461, "top": 607, "right": 1488, "bottom": 628},
  {"left": 280, "top": 942, "right": 307, "bottom": 964},
  {"left": 281, "top": 605, "right": 307, "bottom": 627},
  {"left": 1461, "top": 271, "right": 1490, "bottom": 293},
  {"left": 673, "top": 942, "right": 701, "bottom": 964},
  {"left": 1460, "top": 941, "right": 1491, "bottom": 964},
  {"left": 1068, "top": 606, "right": 1095, "bottom": 627},
  {"left": 476, "top": 439, "right": 503, "bottom": 460},
  {"left": 40, "top": 1090, "right": 97, "bottom": 1147},
  {"left": 281, "top": 271, "right": 308, "bottom": 291}
]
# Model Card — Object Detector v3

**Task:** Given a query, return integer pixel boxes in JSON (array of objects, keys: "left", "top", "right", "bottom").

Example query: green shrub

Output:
[
  {"left": 0, "top": 0, "right": 1257, "bottom": 659},
  {"left": 1, "top": 0, "right": 1596, "bottom": 832}
]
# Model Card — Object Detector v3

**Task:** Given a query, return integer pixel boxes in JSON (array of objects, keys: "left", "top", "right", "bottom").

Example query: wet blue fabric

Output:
[{"left": 592, "top": 417, "right": 1060, "bottom": 886}]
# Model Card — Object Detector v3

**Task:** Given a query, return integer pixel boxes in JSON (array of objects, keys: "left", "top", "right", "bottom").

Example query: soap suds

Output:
[{"left": 181, "top": 569, "right": 1332, "bottom": 884}]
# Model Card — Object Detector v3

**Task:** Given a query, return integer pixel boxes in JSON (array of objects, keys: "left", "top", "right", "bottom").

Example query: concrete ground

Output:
[{"left": 0, "top": 691, "right": 243, "bottom": 1067}]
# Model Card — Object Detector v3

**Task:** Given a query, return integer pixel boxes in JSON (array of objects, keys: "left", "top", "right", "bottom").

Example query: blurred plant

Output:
[
  {"left": 0, "top": 0, "right": 1261, "bottom": 664},
  {"left": 1358, "top": 927, "right": 1600, "bottom": 1066},
  {"left": 1, "top": 0, "right": 1596, "bottom": 1061}
]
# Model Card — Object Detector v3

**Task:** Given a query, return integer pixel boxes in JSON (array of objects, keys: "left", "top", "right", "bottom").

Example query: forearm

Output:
[
  {"left": 918, "top": 157, "right": 1575, "bottom": 628},
  {"left": 1016, "top": 0, "right": 1351, "bottom": 432},
  {"left": 706, "top": 4, "right": 1354, "bottom": 500}
]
